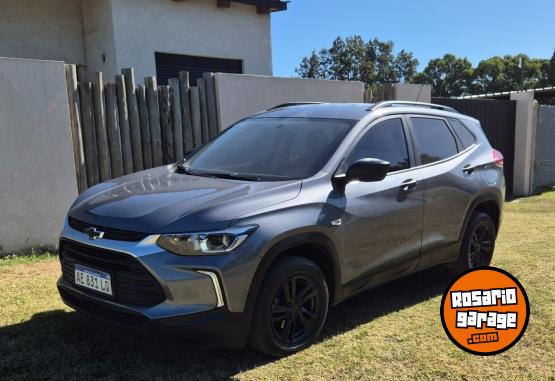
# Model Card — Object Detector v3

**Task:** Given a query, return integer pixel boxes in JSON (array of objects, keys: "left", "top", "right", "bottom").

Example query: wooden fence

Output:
[{"left": 64, "top": 65, "right": 219, "bottom": 193}]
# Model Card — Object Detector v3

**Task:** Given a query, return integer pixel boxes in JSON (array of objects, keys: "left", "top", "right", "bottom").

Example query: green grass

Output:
[{"left": 1, "top": 192, "right": 554, "bottom": 380}]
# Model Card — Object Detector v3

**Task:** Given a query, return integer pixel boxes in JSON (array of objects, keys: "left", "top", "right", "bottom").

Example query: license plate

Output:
[{"left": 74, "top": 264, "right": 113, "bottom": 296}]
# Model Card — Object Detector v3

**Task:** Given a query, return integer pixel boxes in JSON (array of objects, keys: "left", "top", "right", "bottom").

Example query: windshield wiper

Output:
[{"left": 178, "top": 165, "right": 261, "bottom": 181}]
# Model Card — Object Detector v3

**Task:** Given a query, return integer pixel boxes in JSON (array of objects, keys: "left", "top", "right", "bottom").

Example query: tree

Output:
[
  {"left": 296, "top": 50, "right": 324, "bottom": 79},
  {"left": 412, "top": 54, "right": 473, "bottom": 97},
  {"left": 472, "top": 55, "right": 550, "bottom": 94},
  {"left": 548, "top": 49, "right": 555, "bottom": 86},
  {"left": 295, "top": 36, "right": 418, "bottom": 88}
]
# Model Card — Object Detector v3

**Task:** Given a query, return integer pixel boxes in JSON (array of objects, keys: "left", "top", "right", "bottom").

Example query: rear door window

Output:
[
  {"left": 410, "top": 117, "right": 458, "bottom": 165},
  {"left": 449, "top": 119, "right": 476, "bottom": 148}
]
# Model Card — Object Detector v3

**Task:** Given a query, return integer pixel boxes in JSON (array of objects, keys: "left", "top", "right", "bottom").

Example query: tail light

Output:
[{"left": 493, "top": 149, "right": 504, "bottom": 167}]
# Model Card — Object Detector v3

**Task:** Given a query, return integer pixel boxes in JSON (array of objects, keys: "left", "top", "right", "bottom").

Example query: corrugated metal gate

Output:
[{"left": 433, "top": 98, "right": 516, "bottom": 196}]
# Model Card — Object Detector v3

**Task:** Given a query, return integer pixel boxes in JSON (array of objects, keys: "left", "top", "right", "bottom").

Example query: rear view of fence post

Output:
[
  {"left": 197, "top": 78, "right": 210, "bottom": 143},
  {"left": 137, "top": 85, "right": 153, "bottom": 169},
  {"left": 115, "top": 74, "right": 133, "bottom": 175},
  {"left": 169, "top": 78, "right": 184, "bottom": 160},
  {"left": 159, "top": 86, "right": 174, "bottom": 163},
  {"left": 64, "top": 64, "right": 87, "bottom": 193},
  {"left": 145, "top": 77, "right": 163, "bottom": 166},
  {"left": 189, "top": 86, "right": 202, "bottom": 147},
  {"left": 203, "top": 72, "right": 219, "bottom": 138},
  {"left": 105, "top": 83, "right": 124, "bottom": 178},
  {"left": 78, "top": 82, "right": 99, "bottom": 186},
  {"left": 91, "top": 72, "right": 111, "bottom": 181},
  {"left": 179, "top": 72, "right": 194, "bottom": 152},
  {"left": 122, "top": 68, "right": 143, "bottom": 171}
]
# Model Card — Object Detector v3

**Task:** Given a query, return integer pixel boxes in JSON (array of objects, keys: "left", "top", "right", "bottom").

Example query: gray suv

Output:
[{"left": 57, "top": 101, "right": 504, "bottom": 356}]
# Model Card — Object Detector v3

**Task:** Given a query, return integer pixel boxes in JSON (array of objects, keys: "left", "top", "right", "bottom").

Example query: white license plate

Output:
[{"left": 74, "top": 264, "right": 113, "bottom": 296}]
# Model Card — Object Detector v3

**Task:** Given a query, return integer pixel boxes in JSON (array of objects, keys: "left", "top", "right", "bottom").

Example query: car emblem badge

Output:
[{"left": 85, "top": 227, "right": 105, "bottom": 240}]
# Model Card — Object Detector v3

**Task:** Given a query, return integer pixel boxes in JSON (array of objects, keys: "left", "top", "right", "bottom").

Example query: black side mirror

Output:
[{"left": 342, "top": 158, "right": 390, "bottom": 183}]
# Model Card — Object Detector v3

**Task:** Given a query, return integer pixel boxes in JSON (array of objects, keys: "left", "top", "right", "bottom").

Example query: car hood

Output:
[{"left": 69, "top": 165, "right": 302, "bottom": 233}]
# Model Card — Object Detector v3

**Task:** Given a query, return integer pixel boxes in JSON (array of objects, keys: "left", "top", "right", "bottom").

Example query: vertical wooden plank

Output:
[
  {"left": 121, "top": 68, "right": 143, "bottom": 171},
  {"left": 145, "top": 76, "right": 163, "bottom": 166},
  {"left": 64, "top": 64, "right": 87, "bottom": 193},
  {"left": 115, "top": 75, "right": 133, "bottom": 175},
  {"left": 78, "top": 82, "right": 99, "bottom": 186},
  {"left": 197, "top": 78, "right": 210, "bottom": 143},
  {"left": 189, "top": 86, "right": 202, "bottom": 148},
  {"left": 91, "top": 72, "right": 111, "bottom": 181},
  {"left": 76, "top": 64, "right": 89, "bottom": 83},
  {"left": 202, "top": 72, "right": 219, "bottom": 138},
  {"left": 105, "top": 83, "right": 124, "bottom": 178},
  {"left": 168, "top": 78, "right": 184, "bottom": 160},
  {"left": 137, "top": 85, "right": 153, "bottom": 169},
  {"left": 159, "top": 86, "right": 174, "bottom": 163},
  {"left": 179, "top": 71, "right": 194, "bottom": 152}
]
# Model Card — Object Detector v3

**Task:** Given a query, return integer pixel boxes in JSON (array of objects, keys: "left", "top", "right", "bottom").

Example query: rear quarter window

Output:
[{"left": 449, "top": 119, "right": 476, "bottom": 149}]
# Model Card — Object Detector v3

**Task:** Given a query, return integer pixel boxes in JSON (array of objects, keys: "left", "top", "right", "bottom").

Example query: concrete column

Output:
[
  {"left": 510, "top": 91, "right": 538, "bottom": 196},
  {"left": 0, "top": 57, "right": 78, "bottom": 253}
]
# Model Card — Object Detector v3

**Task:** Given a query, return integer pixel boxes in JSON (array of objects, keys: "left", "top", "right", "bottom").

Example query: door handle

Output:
[
  {"left": 463, "top": 164, "right": 476, "bottom": 174},
  {"left": 401, "top": 178, "right": 418, "bottom": 191}
]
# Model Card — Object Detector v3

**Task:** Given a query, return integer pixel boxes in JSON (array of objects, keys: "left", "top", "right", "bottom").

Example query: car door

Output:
[
  {"left": 339, "top": 116, "right": 424, "bottom": 292},
  {"left": 406, "top": 115, "right": 482, "bottom": 268}
]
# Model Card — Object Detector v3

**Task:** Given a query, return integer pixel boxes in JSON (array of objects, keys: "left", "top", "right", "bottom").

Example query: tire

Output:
[
  {"left": 455, "top": 212, "right": 497, "bottom": 273},
  {"left": 248, "top": 256, "right": 329, "bottom": 357}
]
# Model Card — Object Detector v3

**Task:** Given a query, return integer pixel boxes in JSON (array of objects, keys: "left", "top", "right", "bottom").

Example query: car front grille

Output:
[
  {"left": 68, "top": 217, "right": 148, "bottom": 242},
  {"left": 60, "top": 239, "right": 165, "bottom": 307}
]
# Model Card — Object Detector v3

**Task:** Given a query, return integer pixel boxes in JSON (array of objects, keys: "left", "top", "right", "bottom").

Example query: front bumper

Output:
[{"left": 57, "top": 220, "right": 260, "bottom": 340}]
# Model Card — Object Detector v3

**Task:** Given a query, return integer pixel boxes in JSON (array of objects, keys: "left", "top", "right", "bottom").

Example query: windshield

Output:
[{"left": 184, "top": 117, "right": 356, "bottom": 181}]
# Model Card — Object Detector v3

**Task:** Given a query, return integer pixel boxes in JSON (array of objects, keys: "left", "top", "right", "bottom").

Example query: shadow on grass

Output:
[{"left": 0, "top": 266, "right": 451, "bottom": 380}]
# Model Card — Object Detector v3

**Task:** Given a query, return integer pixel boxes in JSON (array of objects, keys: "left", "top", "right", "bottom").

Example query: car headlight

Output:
[{"left": 157, "top": 225, "right": 257, "bottom": 255}]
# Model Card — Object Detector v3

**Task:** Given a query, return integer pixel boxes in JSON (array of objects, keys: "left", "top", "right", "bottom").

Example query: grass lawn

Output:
[{"left": 1, "top": 192, "right": 554, "bottom": 380}]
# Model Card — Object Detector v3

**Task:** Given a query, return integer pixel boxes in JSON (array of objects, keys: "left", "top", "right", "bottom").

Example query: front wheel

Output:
[
  {"left": 456, "top": 212, "right": 497, "bottom": 272},
  {"left": 248, "top": 256, "right": 329, "bottom": 357}
]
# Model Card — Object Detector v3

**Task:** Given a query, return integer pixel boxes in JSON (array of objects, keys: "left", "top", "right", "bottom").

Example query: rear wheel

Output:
[
  {"left": 456, "top": 212, "right": 496, "bottom": 272},
  {"left": 248, "top": 256, "right": 329, "bottom": 357}
]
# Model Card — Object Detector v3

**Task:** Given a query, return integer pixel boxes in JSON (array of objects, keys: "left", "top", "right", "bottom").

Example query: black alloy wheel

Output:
[{"left": 271, "top": 275, "right": 320, "bottom": 346}]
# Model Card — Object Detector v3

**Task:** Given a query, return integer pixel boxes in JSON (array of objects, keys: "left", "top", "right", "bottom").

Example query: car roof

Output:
[
  {"left": 253, "top": 101, "right": 463, "bottom": 122},
  {"left": 253, "top": 103, "right": 373, "bottom": 120}
]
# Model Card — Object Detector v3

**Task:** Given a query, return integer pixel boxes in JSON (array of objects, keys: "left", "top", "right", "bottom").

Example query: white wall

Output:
[
  {"left": 0, "top": 0, "right": 86, "bottom": 65},
  {"left": 82, "top": 0, "right": 118, "bottom": 80},
  {"left": 214, "top": 74, "right": 365, "bottom": 129},
  {"left": 0, "top": 58, "right": 78, "bottom": 253},
  {"left": 106, "top": 0, "right": 273, "bottom": 82}
]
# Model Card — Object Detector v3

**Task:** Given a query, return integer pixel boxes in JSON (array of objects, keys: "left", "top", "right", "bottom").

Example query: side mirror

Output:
[{"left": 343, "top": 158, "right": 390, "bottom": 183}]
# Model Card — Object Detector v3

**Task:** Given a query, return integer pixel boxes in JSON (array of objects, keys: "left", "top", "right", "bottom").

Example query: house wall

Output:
[
  {"left": 82, "top": 0, "right": 118, "bottom": 80},
  {"left": 105, "top": 0, "right": 273, "bottom": 82},
  {"left": 214, "top": 74, "right": 365, "bottom": 129},
  {"left": 0, "top": 0, "right": 86, "bottom": 65},
  {"left": 0, "top": 58, "right": 78, "bottom": 253}
]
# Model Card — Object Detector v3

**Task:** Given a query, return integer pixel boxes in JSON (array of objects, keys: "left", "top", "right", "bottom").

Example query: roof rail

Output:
[
  {"left": 266, "top": 102, "right": 324, "bottom": 111},
  {"left": 368, "top": 101, "right": 458, "bottom": 113}
]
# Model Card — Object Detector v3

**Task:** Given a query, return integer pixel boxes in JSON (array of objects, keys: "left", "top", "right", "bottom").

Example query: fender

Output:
[
  {"left": 243, "top": 231, "right": 342, "bottom": 311},
  {"left": 458, "top": 189, "right": 504, "bottom": 243}
]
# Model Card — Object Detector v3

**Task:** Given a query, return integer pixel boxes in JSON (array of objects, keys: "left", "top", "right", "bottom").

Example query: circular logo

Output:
[{"left": 440, "top": 267, "right": 529, "bottom": 355}]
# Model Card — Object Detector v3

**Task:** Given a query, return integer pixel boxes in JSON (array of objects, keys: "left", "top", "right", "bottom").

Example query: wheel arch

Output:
[
  {"left": 460, "top": 190, "right": 503, "bottom": 241},
  {"left": 244, "top": 232, "right": 341, "bottom": 312}
]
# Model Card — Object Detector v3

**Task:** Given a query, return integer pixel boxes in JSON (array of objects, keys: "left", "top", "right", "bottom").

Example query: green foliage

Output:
[
  {"left": 295, "top": 36, "right": 419, "bottom": 90},
  {"left": 412, "top": 54, "right": 473, "bottom": 97},
  {"left": 296, "top": 38, "right": 555, "bottom": 97}
]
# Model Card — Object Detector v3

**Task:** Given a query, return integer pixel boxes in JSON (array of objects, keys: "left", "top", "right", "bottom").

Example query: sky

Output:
[{"left": 271, "top": 0, "right": 555, "bottom": 77}]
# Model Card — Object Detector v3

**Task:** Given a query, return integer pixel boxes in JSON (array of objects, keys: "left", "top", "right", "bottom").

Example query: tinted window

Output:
[
  {"left": 186, "top": 117, "right": 355, "bottom": 181},
  {"left": 410, "top": 118, "right": 458, "bottom": 165},
  {"left": 347, "top": 118, "right": 409, "bottom": 172},
  {"left": 450, "top": 119, "right": 476, "bottom": 148}
]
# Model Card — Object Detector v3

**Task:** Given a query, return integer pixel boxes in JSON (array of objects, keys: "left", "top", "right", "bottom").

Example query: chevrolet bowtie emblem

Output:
[{"left": 84, "top": 227, "right": 105, "bottom": 240}]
